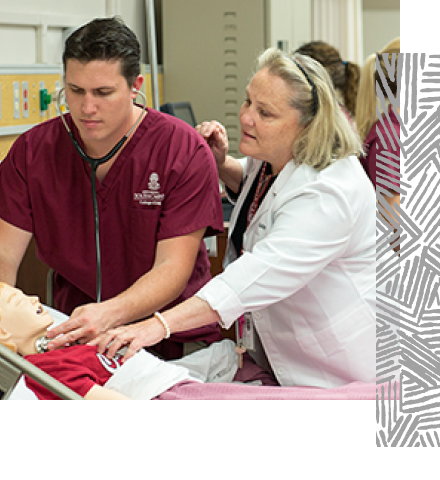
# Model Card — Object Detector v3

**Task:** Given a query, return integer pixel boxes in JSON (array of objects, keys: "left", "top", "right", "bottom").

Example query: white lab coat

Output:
[{"left": 197, "top": 155, "right": 376, "bottom": 388}]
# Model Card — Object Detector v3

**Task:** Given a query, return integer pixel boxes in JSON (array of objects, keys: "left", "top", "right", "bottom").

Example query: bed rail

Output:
[{"left": 0, "top": 343, "right": 83, "bottom": 400}]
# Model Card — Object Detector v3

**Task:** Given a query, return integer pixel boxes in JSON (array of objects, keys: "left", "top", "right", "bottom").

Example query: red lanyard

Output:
[
  {"left": 236, "top": 162, "right": 273, "bottom": 367},
  {"left": 247, "top": 162, "right": 273, "bottom": 227}
]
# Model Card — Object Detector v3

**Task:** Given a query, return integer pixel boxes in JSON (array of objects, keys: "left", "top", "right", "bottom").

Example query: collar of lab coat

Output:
[{"left": 236, "top": 158, "right": 298, "bottom": 230}]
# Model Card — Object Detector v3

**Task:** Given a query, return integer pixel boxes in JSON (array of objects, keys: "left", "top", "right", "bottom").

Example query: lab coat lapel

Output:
[
  {"left": 246, "top": 159, "right": 297, "bottom": 230},
  {"left": 227, "top": 160, "right": 260, "bottom": 236}
]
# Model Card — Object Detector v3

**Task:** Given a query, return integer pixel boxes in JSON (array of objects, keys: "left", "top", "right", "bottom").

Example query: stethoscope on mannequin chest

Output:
[{"left": 56, "top": 87, "right": 147, "bottom": 303}]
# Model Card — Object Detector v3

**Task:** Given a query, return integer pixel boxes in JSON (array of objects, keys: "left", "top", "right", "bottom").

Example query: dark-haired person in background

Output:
[
  {"left": 356, "top": 37, "right": 400, "bottom": 227},
  {"left": 294, "top": 40, "right": 360, "bottom": 120}
]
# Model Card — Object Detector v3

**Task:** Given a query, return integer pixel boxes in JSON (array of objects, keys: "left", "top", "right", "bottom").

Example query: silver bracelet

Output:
[{"left": 154, "top": 311, "right": 171, "bottom": 339}]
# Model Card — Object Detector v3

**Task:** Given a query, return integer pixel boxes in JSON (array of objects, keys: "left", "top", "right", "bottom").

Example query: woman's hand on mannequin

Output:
[{"left": 89, "top": 317, "right": 165, "bottom": 363}]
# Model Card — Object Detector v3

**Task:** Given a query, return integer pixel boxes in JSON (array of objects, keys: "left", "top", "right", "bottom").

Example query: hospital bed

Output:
[
  {"left": 3, "top": 350, "right": 386, "bottom": 401},
  {"left": 4, "top": 346, "right": 384, "bottom": 400},
  {"left": 1, "top": 305, "right": 386, "bottom": 401},
  {"left": 155, "top": 379, "right": 390, "bottom": 400},
  {"left": 5, "top": 358, "right": 388, "bottom": 400},
  {"left": 0, "top": 342, "right": 82, "bottom": 400}
]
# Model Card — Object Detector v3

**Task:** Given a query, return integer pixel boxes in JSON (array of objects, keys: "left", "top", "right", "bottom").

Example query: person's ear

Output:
[
  {"left": 0, "top": 326, "right": 17, "bottom": 353},
  {"left": 132, "top": 74, "right": 144, "bottom": 95}
]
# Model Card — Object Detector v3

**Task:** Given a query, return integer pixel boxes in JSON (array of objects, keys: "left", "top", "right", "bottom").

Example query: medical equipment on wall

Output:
[{"left": 56, "top": 88, "right": 147, "bottom": 303}]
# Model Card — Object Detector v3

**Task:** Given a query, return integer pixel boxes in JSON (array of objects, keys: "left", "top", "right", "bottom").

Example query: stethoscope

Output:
[{"left": 56, "top": 87, "right": 147, "bottom": 303}]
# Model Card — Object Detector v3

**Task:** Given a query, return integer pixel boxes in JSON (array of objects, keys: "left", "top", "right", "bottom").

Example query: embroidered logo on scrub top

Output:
[
  {"left": 96, "top": 352, "right": 123, "bottom": 374},
  {"left": 148, "top": 172, "right": 160, "bottom": 191},
  {"left": 133, "top": 172, "right": 165, "bottom": 206}
]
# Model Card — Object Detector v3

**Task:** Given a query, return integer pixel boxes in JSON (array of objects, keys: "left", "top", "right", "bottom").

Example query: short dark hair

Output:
[{"left": 63, "top": 16, "right": 141, "bottom": 86}]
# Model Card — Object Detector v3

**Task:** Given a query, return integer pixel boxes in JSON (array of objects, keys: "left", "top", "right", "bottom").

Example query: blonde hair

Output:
[
  {"left": 256, "top": 48, "right": 362, "bottom": 170},
  {"left": 356, "top": 37, "right": 400, "bottom": 142}
]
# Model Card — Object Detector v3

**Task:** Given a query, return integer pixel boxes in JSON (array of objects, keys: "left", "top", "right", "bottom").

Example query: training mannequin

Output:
[
  {"left": 1, "top": 282, "right": 242, "bottom": 400},
  {"left": 0, "top": 282, "right": 129, "bottom": 400}
]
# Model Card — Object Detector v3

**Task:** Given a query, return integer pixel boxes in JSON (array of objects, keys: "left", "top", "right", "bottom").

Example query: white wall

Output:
[
  {"left": 0, "top": 0, "right": 151, "bottom": 65},
  {"left": 0, "top": 0, "right": 106, "bottom": 64},
  {"left": 0, "top": 0, "right": 105, "bottom": 15},
  {"left": 266, "top": 0, "right": 312, "bottom": 53},
  {"left": 0, "top": 0, "right": 400, "bottom": 66},
  {"left": 362, "top": 9, "right": 400, "bottom": 62}
]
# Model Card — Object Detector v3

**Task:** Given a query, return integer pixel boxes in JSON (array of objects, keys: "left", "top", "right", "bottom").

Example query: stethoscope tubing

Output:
[{"left": 56, "top": 87, "right": 147, "bottom": 302}]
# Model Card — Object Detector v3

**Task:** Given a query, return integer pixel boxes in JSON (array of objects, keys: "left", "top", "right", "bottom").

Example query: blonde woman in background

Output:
[{"left": 356, "top": 37, "right": 400, "bottom": 226}]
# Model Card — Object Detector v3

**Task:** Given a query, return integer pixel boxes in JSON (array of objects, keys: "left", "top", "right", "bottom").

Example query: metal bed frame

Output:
[{"left": 0, "top": 342, "right": 82, "bottom": 400}]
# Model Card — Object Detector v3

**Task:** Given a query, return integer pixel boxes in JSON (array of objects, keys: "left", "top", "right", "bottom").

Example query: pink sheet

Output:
[{"left": 155, "top": 380, "right": 399, "bottom": 400}]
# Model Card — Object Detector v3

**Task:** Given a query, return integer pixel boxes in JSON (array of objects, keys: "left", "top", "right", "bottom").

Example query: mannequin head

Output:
[{"left": 0, "top": 283, "right": 54, "bottom": 356}]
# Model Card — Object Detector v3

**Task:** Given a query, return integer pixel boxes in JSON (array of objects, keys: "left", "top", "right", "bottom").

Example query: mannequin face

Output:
[{"left": 0, "top": 283, "right": 54, "bottom": 356}]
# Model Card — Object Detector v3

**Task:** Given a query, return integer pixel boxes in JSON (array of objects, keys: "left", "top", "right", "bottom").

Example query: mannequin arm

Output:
[{"left": 84, "top": 385, "right": 129, "bottom": 400}]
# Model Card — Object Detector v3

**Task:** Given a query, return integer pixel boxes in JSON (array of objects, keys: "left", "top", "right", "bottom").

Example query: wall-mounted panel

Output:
[
  {"left": 0, "top": 64, "right": 163, "bottom": 161},
  {"left": 0, "top": 65, "right": 62, "bottom": 160},
  {"left": 162, "top": 0, "right": 266, "bottom": 157}
]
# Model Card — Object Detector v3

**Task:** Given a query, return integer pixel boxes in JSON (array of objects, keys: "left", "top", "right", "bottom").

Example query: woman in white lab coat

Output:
[{"left": 93, "top": 48, "right": 376, "bottom": 388}]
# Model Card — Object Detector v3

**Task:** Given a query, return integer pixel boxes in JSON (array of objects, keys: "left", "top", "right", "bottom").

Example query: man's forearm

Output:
[
  {"left": 100, "top": 260, "right": 195, "bottom": 329},
  {"left": 0, "top": 264, "right": 18, "bottom": 286},
  {"left": 0, "top": 249, "right": 21, "bottom": 286}
]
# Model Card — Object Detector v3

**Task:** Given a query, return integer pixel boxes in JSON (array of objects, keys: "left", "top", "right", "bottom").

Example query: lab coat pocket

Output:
[
  {"left": 349, "top": 261, "right": 375, "bottom": 295},
  {"left": 296, "top": 316, "right": 375, "bottom": 384},
  {"left": 297, "top": 304, "right": 375, "bottom": 366}
]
